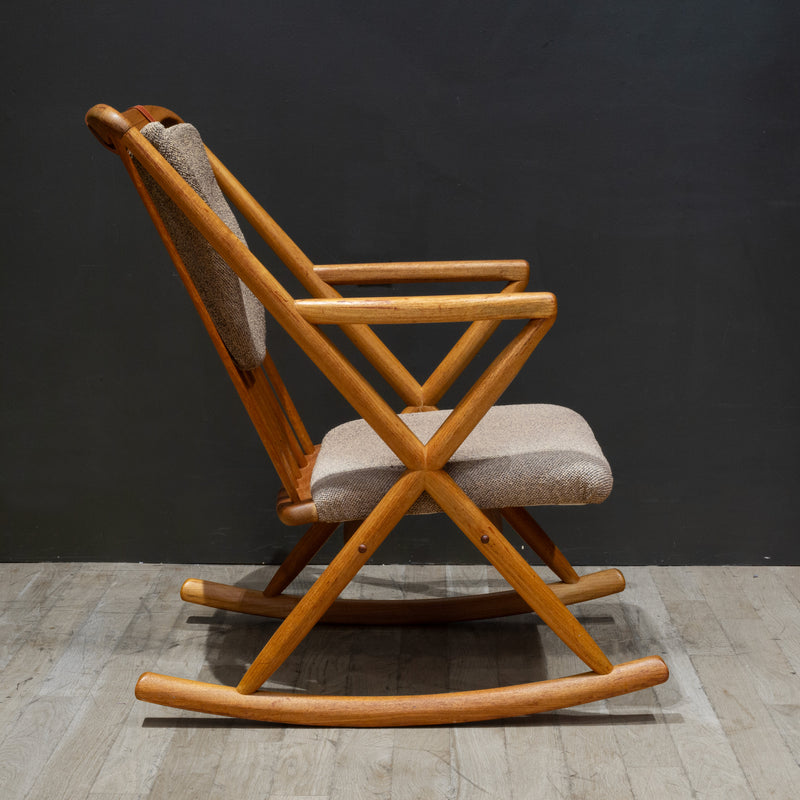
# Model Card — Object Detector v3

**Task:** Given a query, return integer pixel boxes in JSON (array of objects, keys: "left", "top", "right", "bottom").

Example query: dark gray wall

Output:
[{"left": 2, "top": 1, "right": 798, "bottom": 564}]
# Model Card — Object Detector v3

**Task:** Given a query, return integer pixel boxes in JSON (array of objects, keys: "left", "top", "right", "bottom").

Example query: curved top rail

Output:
[{"left": 85, "top": 103, "right": 183, "bottom": 151}]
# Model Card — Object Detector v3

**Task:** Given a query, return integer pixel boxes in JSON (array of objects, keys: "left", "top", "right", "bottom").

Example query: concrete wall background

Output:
[{"left": 3, "top": 1, "right": 798, "bottom": 564}]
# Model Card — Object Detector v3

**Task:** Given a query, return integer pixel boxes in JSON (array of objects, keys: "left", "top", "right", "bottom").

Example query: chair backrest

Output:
[
  {"left": 86, "top": 103, "right": 536, "bottom": 515},
  {"left": 89, "top": 104, "right": 316, "bottom": 505},
  {"left": 137, "top": 120, "right": 266, "bottom": 371}
]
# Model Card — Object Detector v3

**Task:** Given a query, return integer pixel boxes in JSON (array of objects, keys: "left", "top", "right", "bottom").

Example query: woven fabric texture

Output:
[
  {"left": 138, "top": 122, "right": 266, "bottom": 370},
  {"left": 310, "top": 404, "right": 613, "bottom": 522}
]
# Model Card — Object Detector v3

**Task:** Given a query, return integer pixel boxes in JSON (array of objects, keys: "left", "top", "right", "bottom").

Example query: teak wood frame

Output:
[{"left": 86, "top": 103, "right": 668, "bottom": 726}]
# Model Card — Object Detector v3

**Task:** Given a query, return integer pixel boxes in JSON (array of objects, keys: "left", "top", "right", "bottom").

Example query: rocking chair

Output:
[{"left": 85, "top": 103, "right": 668, "bottom": 726}]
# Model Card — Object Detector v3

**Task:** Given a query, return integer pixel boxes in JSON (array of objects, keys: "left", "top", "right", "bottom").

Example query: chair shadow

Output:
[
  {"left": 142, "top": 710, "right": 684, "bottom": 730},
  {"left": 146, "top": 565, "right": 674, "bottom": 729}
]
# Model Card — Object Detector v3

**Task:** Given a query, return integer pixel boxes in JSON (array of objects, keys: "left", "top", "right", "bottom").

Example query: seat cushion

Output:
[{"left": 310, "top": 404, "right": 613, "bottom": 522}]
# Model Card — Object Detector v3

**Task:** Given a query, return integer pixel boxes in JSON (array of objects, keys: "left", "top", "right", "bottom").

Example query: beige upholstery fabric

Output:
[
  {"left": 138, "top": 122, "right": 266, "bottom": 370},
  {"left": 311, "top": 404, "right": 613, "bottom": 522}
]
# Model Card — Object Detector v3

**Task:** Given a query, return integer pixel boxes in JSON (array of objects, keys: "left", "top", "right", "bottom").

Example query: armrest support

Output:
[
  {"left": 294, "top": 292, "right": 556, "bottom": 325},
  {"left": 313, "top": 260, "right": 529, "bottom": 285}
]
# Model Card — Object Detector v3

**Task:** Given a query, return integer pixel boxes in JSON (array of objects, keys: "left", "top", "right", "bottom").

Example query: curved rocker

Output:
[
  {"left": 180, "top": 568, "right": 626, "bottom": 625},
  {"left": 136, "top": 657, "right": 668, "bottom": 726}
]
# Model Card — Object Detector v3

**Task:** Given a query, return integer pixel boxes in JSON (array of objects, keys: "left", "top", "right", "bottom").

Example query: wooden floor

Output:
[{"left": 1, "top": 562, "right": 798, "bottom": 799}]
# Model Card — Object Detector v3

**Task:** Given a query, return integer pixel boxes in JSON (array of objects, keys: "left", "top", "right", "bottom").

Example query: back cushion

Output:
[{"left": 138, "top": 122, "right": 266, "bottom": 370}]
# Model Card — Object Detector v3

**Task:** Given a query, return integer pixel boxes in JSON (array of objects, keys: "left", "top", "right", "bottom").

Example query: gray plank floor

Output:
[{"left": 1, "top": 563, "right": 798, "bottom": 799}]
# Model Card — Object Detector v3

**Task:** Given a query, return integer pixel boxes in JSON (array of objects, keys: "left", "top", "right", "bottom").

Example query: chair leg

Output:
[
  {"left": 236, "top": 470, "right": 426, "bottom": 694},
  {"left": 342, "top": 519, "right": 361, "bottom": 543},
  {"left": 502, "top": 506, "right": 580, "bottom": 584},
  {"left": 262, "top": 521, "right": 339, "bottom": 597},
  {"left": 138, "top": 471, "right": 668, "bottom": 722},
  {"left": 481, "top": 508, "right": 504, "bottom": 531},
  {"left": 425, "top": 471, "right": 613, "bottom": 675}
]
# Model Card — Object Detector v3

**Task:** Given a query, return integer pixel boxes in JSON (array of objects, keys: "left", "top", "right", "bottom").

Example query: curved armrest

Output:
[
  {"left": 294, "top": 292, "right": 556, "bottom": 325},
  {"left": 313, "top": 260, "right": 529, "bottom": 286}
]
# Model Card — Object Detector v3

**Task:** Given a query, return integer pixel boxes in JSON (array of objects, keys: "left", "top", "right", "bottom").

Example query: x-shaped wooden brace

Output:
[{"left": 236, "top": 314, "right": 613, "bottom": 694}]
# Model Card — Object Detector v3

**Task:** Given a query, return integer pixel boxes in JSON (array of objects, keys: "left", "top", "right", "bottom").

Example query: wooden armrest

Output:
[
  {"left": 313, "top": 260, "right": 529, "bottom": 285},
  {"left": 294, "top": 292, "right": 556, "bottom": 325}
]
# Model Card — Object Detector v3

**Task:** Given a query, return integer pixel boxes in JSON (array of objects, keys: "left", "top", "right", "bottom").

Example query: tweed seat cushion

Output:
[
  {"left": 138, "top": 122, "right": 266, "bottom": 370},
  {"left": 310, "top": 404, "right": 613, "bottom": 522}
]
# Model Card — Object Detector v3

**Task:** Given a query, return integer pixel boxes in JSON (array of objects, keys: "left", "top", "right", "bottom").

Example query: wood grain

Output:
[
  {"left": 178, "top": 567, "right": 625, "bottom": 624},
  {"left": 424, "top": 470, "right": 614, "bottom": 675},
  {"left": 3, "top": 563, "right": 797, "bottom": 797},
  {"left": 294, "top": 292, "right": 556, "bottom": 325},
  {"left": 390, "top": 565, "right": 452, "bottom": 800},
  {"left": 236, "top": 471, "right": 425, "bottom": 693},
  {"left": 328, "top": 570, "right": 399, "bottom": 800},
  {"left": 314, "top": 259, "right": 529, "bottom": 285},
  {"left": 502, "top": 506, "right": 581, "bottom": 584},
  {"left": 633, "top": 567, "right": 755, "bottom": 799},
  {"left": 135, "top": 657, "right": 668, "bottom": 726}
]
